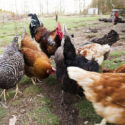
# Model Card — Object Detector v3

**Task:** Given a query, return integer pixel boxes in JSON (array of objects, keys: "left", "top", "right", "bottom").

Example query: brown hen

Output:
[{"left": 21, "top": 32, "right": 55, "bottom": 84}]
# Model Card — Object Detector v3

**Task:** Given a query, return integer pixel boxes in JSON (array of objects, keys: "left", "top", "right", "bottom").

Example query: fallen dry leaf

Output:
[{"left": 9, "top": 115, "right": 17, "bottom": 125}]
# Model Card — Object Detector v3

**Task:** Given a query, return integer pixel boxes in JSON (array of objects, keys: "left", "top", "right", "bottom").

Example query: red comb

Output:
[
  {"left": 57, "top": 22, "right": 61, "bottom": 31},
  {"left": 56, "top": 22, "right": 63, "bottom": 40}
]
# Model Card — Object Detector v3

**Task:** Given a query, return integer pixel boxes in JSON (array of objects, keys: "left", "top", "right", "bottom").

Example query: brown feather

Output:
[
  {"left": 21, "top": 32, "right": 53, "bottom": 79},
  {"left": 68, "top": 67, "right": 125, "bottom": 125}
]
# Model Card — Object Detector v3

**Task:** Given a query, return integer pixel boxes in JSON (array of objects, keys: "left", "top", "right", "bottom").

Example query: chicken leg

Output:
[
  {"left": 0, "top": 89, "right": 9, "bottom": 102},
  {"left": 13, "top": 84, "right": 22, "bottom": 99},
  {"left": 60, "top": 90, "right": 64, "bottom": 105},
  {"left": 95, "top": 119, "right": 106, "bottom": 125},
  {"left": 31, "top": 78, "right": 36, "bottom": 85}
]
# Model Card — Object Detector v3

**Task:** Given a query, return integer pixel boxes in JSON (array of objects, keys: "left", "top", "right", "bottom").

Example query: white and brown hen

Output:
[
  {"left": 78, "top": 43, "right": 110, "bottom": 66},
  {"left": 68, "top": 66, "right": 125, "bottom": 125}
]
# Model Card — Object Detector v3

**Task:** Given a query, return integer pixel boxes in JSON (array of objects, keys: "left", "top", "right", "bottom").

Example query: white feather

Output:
[{"left": 67, "top": 67, "right": 100, "bottom": 87}]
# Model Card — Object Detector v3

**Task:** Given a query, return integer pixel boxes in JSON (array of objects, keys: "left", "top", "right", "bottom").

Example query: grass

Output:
[
  {"left": 23, "top": 85, "right": 42, "bottom": 97},
  {"left": 0, "top": 49, "right": 4, "bottom": 54},
  {"left": 75, "top": 99, "right": 114, "bottom": 125},
  {"left": 19, "top": 75, "right": 31, "bottom": 85},
  {"left": 0, "top": 15, "right": 99, "bottom": 47},
  {"left": 11, "top": 99, "right": 22, "bottom": 106},
  {"left": 75, "top": 99, "right": 102, "bottom": 125},
  {"left": 44, "top": 74, "right": 59, "bottom": 85},
  {"left": 102, "top": 51, "right": 125, "bottom": 70},
  {"left": 25, "top": 97, "right": 58, "bottom": 125},
  {"left": 0, "top": 107, "right": 7, "bottom": 123},
  {"left": 102, "top": 59, "right": 124, "bottom": 70},
  {"left": 110, "top": 51, "right": 125, "bottom": 58}
]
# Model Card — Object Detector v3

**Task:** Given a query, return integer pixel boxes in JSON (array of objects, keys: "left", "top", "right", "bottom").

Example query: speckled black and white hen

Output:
[{"left": 0, "top": 35, "right": 24, "bottom": 101}]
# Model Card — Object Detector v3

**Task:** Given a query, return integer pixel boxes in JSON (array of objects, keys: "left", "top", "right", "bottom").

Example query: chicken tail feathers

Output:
[
  {"left": 28, "top": 13, "right": 42, "bottom": 24},
  {"left": 63, "top": 35, "right": 76, "bottom": 66},
  {"left": 28, "top": 13, "right": 43, "bottom": 38}
]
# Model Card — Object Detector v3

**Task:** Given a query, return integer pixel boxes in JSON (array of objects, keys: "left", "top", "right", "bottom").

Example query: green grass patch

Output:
[
  {"left": 75, "top": 99, "right": 102, "bottom": 124},
  {"left": 0, "top": 16, "right": 99, "bottom": 47},
  {"left": 104, "top": 51, "right": 125, "bottom": 70},
  {"left": 0, "top": 107, "right": 7, "bottom": 123},
  {"left": 0, "top": 49, "right": 4, "bottom": 54},
  {"left": 44, "top": 74, "right": 59, "bottom": 85},
  {"left": 102, "top": 59, "right": 124, "bottom": 70},
  {"left": 11, "top": 99, "right": 21, "bottom": 106},
  {"left": 110, "top": 51, "right": 125, "bottom": 58},
  {"left": 75, "top": 99, "right": 114, "bottom": 125},
  {"left": 0, "top": 89, "right": 15, "bottom": 101},
  {"left": 26, "top": 97, "right": 58, "bottom": 125},
  {"left": 23, "top": 85, "right": 42, "bottom": 97},
  {"left": 19, "top": 75, "right": 31, "bottom": 85}
]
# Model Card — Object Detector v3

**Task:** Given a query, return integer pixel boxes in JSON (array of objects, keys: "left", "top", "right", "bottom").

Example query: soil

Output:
[{"left": 0, "top": 20, "right": 125, "bottom": 125}]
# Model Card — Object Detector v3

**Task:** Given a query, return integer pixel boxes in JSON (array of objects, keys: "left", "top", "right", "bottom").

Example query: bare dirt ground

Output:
[{"left": 0, "top": 20, "right": 125, "bottom": 125}]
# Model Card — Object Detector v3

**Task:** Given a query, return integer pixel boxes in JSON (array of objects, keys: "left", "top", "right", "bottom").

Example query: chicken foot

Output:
[
  {"left": 31, "top": 78, "right": 36, "bottom": 85},
  {"left": 0, "top": 89, "right": 9, "bottom": 102},
  {"left": 13, "top": 84, "right": 22, "bottom": 99}
]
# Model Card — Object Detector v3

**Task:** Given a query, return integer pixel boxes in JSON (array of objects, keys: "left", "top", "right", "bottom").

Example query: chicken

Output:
[
  {"left": 103, "top": 64, "right": 125, "bottom": 73},
  {"left": 54, "top": 25, "right": 99, "bottom": 98},
  {"left": 68, "top": 66, "right": 125, "bottom": 125},
  {"left": 28, "top": 13, "right": 63, "bottom": 57},
  {"left": 78, "top": 43, "right": 110, "bottom": 66},
  {"left": 80, "top": 30, "right": 119, "bottom": 62},
  {"left": 20, "top": 30, "right": 55, "bottom": 84},
  {"left": 113, "top": 11, "right": 119, "bottom": 25},
  {"left": 0, "top": 35, "right": 24, "bottom": 101},
  {"left": 90, "top": 30, "right": 119, "bottom": 46}
]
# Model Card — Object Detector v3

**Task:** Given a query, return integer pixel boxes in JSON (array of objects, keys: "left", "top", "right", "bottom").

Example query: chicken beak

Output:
[
  {"left": 51, "top": 67, "right": 56, "bottom": 74},
  {"left": 47, "top": 67, "right": 56, "bottom": 75}
]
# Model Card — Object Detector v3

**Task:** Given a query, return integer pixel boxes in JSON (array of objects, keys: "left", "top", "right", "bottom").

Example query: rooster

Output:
[
  {"left": 68, "top": 66, "right": 125, "bottom": 125},
  {"left": 20, "top": 30, "right": 55, "bottom": 84},
  {"left": 55, "top": 25, "right": 99, "bottom": 101},
  {"left": 28, "top": 13, "right": 63, "bottom": 57}
]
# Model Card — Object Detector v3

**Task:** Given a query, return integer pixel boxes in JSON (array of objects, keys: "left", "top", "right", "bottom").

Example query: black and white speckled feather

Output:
[{"left": 0, "top": 35, "right": 24, "bottom": 89}]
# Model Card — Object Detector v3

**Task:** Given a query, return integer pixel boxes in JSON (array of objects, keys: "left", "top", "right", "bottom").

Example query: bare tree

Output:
[{"left": 46, "top": 0, "right": 48, "bottom": 14}]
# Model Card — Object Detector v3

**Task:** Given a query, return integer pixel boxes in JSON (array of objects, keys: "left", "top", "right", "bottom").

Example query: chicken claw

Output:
[
  {"left": 0, "top": 89, "right": 9, "bottom": 102},
  {"left": 13, "top": 84, "right": 22, "bottom": 99}
]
